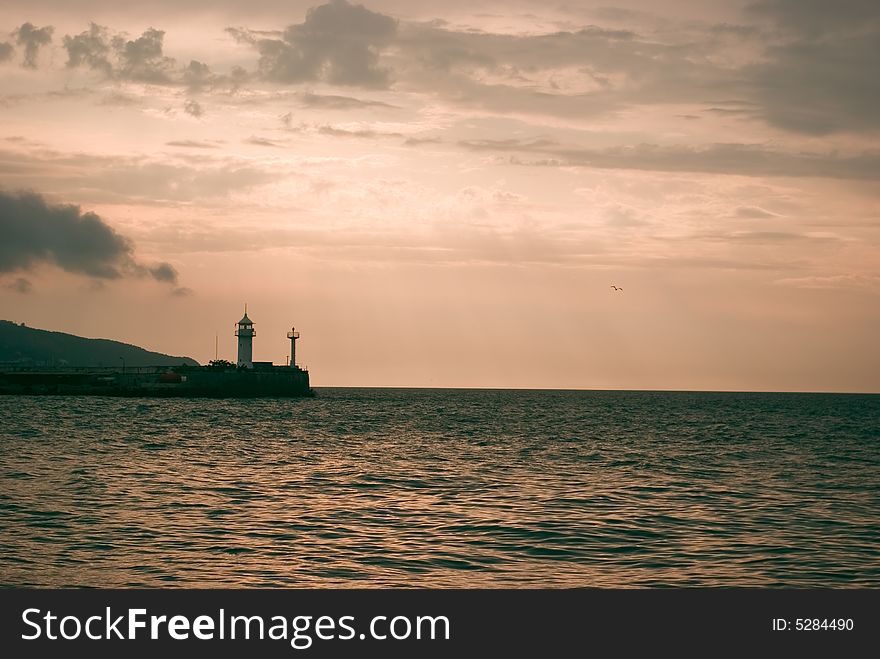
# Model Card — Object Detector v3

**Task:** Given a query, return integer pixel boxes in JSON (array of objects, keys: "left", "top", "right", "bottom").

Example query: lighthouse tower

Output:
[
  {"left": 287, "top": 326, "right": 300, "bottom": 368},
  {"left": 235, "top": 307, "right": 255, "bottom": 368}
]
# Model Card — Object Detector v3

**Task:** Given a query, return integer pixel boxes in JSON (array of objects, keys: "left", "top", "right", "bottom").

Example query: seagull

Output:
[{"left": 610, "top": 285, "right": 623, "bottom": 291}]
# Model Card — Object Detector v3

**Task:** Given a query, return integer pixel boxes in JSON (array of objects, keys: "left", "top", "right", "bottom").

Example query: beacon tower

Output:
[
  {"left": 235, "top": 307, "right": 255, "bottom": 368},
  {"left": 287, "top": 327, "right": 300, "bottom": 367}
]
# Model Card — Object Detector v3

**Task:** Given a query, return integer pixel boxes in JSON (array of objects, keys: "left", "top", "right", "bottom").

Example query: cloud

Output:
[
  {"left": 182, "top": 59, "right": 212, "bottom": 92},
  {"left": 295, "top": 91, "right": 396, "bottom": 109},
  {"left": 63, "top": 25, "right": 250, "bottom": 91},
  {"left": 0, "top": 87, "right": 93, "bottom": 109},
  {"left": 63, "top": 22, "right": 112, "bottom": 74},
  {"left": 774, "top": 273, "right": 880, "bottom": 292},
  {"left": 13, "top": 23, "right": 54, "bottom": 69},
  {"left": 404, "top": 136, "right": 443, "bottom": 146},
  {"left": 230, "top": 0, "right": 398, "bottom": 87},
  {"left": 148, "top": 262, "right": 177, "bottom": 282},
  {"left": 87, "top": 161, "right": 279, "bottom": 203},
  {"left": 181, "top": 59, "right": 249, "bottom": 92},
  {"left": 0, "top": 146, "right": 280, "bottom": 203},
  {"left": 276, "top": 117, "right": 403, "bottom": 139},
  {"left": 748, "top": 0, "right": 880, "bottom": 38},
  {"left": 245, "top": 136, "right": 283, "bottom": 147},
  {"left": 113, "top": 27, "right": 175, "bottom": 83},
  {"left": 0, "top": 189, "right": 179, "bottom": 286},
  {"left": 397, "top": 23, "right": 638, "bottom": 74},
  {"left": 36, "top": 4, "right": 871, "bottom": 138},
  {"left": 749, "top": 38, "right": 880, "bottom": 135},
  {"left": 98, "top": 91, "right": 139, "bottom": 106},
  {"left": 745, "top": 0, "right": 880, "bottom": 134},
  {"left": 0, "top": 42, "right": 14, "bottom": 62},
  {"left": 5, "top": 2, "right": 879, "bottom": 145},
  {"left": 165, "top": 139, "right": 219, "bottom": 149},
  {"left": 5, "top": 277, "right": 32, "bottom": 294},
  {"left": 459, "top": 138, "right": 880, "bottom": 180},
  {"left": 318, "top": 125, "right": 402, "bottom": 139},
  {"left": 735, "top": 206, "right": 777, "bottom": 219},
  {"left": 725, "top": 231, "right": 826, "bottom": 243},
  {"left": 63, "top": 24, "right": 175, "bottom": 83},
  {"left": 183, "top": 99, "right": 204, "bottom": 117},
  {"left": 387, "top": 20, "right": 738, "bottom": 119}
]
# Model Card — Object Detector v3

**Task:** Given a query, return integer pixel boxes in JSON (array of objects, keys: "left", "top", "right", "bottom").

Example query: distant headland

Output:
[{"left": 0, "top": 319, "right": 198, "bottom": 368}]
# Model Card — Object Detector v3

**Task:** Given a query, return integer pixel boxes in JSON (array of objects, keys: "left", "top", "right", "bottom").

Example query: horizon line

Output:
[{"left": 308, "top": 385, "right": 880, "bottom": 395}]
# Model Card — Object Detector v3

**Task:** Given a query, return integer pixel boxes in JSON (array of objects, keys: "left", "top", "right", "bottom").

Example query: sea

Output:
[{"left": 1, "top": 388, "right": 878, "bottom": 588}]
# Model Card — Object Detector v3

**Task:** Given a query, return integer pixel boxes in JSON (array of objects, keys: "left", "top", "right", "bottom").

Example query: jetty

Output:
[{"left": 0, "top": 308, "right": 312, "bottom": 397}]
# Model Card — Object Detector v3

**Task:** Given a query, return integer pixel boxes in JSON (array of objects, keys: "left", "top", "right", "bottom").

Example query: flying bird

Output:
[{"left": 610, "top": 285, "right": 623, "bottom": 291}]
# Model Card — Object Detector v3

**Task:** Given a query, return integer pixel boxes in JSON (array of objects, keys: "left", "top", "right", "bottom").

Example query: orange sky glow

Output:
[{"left": 0, "top": 0, "right": 878, "bottom": 391}]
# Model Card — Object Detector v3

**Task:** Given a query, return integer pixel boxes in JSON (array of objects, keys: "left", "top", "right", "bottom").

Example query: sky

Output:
[{"left": 0, "top": 0, "right": 878, "bottom": 391}]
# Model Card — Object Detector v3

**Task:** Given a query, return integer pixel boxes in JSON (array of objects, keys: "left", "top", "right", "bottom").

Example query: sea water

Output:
[{"left": 1, "top": 389, "right": 877, "bottom": 587}]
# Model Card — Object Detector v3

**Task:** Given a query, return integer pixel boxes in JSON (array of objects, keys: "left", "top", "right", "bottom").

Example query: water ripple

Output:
[{"left": 1, "top": 389, "right": 878, "bottom": 587}]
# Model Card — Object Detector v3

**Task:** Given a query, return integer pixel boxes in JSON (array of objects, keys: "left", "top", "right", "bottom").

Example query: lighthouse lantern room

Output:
[{"left": 235, "top": 306, "right": 255, "bottom": 368}]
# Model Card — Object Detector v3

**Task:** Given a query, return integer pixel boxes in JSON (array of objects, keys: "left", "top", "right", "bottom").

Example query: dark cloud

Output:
[
  {"left": 745, "top": 0, "right": 880, "bottom": 134},
  {"left": 6, "top": 277, "right": 32, "bottom": 294},
  {"left": 13, "top": 23, "right": 54, "bottom": 69},
  {"left": 225, "top": 65, "right": 250, "bottom": 91},
  {"left": 63, "top": 24, "right": 175, "bottom": 83},
  {"left": 0, "top": 42, "right": 14, "bottom": 62},
  {"left": 709, "top": 23, "right": 761, "bottom": 38},
  {"left": 182, "top": 59, "right": 250, "bottom": 93},
  {"left": 397, "top": 23, "right": 637, "bottom": 73},
  {"left": 460, "top": 138, "right": 880, "bottom": 180},
  {"left": 63, "top": 22, "right": 112, "bottom": 74},
  {"left": 381, "top": 21, "right": 744, "bottom": 120},
  {"left": 748, "top": 0, "right": 880, "bottom": 38},
  {"left": 182, "top": 59, "right": 212, "bottom": 92},
  {"left": 749, "top": 37, "right": 880, "bottom": 134},
  {"left": 232, "top": 4, "right": 873, "bottom": 136},
  {"left": 113, "top": 27, "right": 175, "bottom": 83},
  {"left": 220, "top": 13, "right": 744, "bottom": 122},
  {"left": 231, "top": 0, "right": 398, "bottom": 87},
  {"left": 393, "top": 21, "right": 723, "bottom": 102},
  {"left": 6, "top": 2, "right": 878, "bottom": 140},
  {"left": 0, "top": 189, "right": 178, "bottom": 285},
  {"left": 63, "top": 25, "right": 248, "bottom": 91},
  {"left": 183, "top": 99, "right": 204, "bottom": 117},
  {"left": 149, "top": 262, "right": 177, "bottom": 282}
]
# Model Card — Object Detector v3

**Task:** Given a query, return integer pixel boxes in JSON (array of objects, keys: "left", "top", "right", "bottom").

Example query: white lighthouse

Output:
[{"left": 235, "top": 306, "right": 255, "bottom": 368}]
